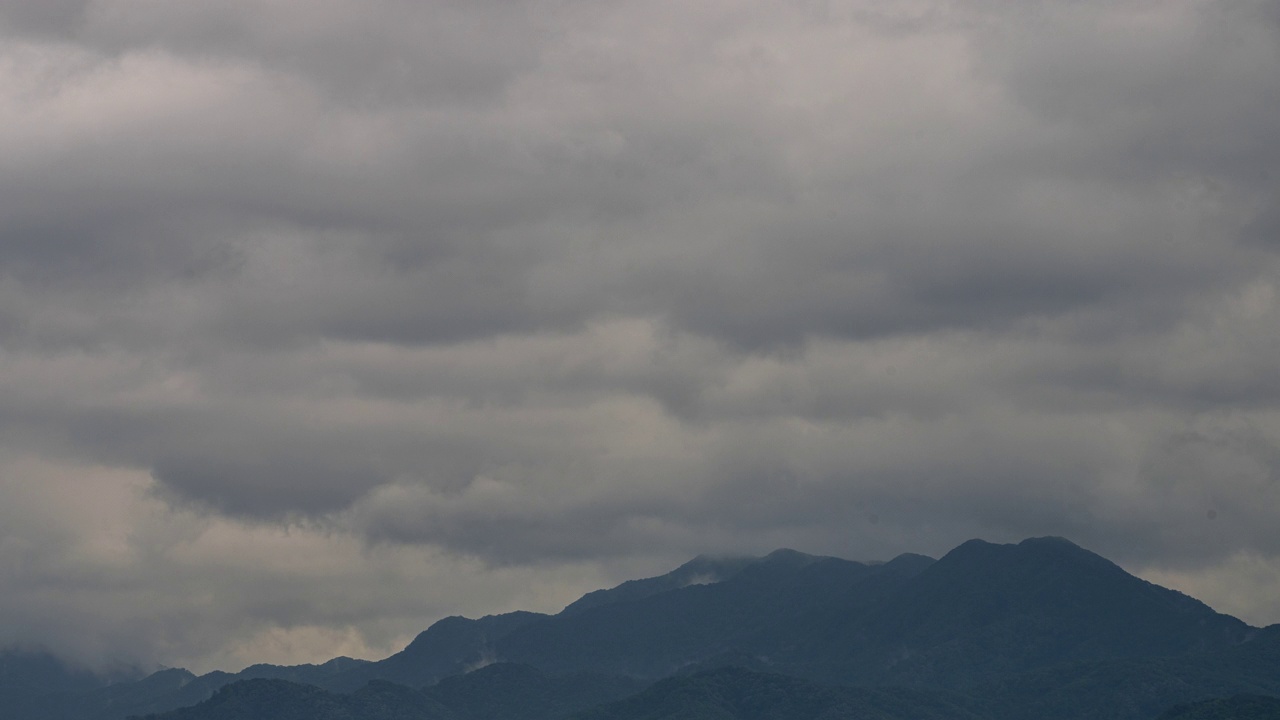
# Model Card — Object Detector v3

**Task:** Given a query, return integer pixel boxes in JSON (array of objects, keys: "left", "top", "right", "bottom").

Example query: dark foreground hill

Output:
[
  {"left": 6, "top": 537, "right": 1280, "bottom": 720},
  {"left": 6, "top": 656, "right": 371, "bottom": 720},
  {"left": 141, "top": 666, "right": 989, "bottom": 720},
  {"left": 574, "top": 667, "right": 990, "bottom": 720},
  {"left": 135, "top": 664, "right": 642, "bottom": 720},
  {"left": 138, "top": 662, "right": 1280, "bottom": 720},
  {"left": 133, "top": 678, "right": 453, "bottom": 720},
  {"left": 1156, "top": 694, "right": 1280, "bottom": 720}
]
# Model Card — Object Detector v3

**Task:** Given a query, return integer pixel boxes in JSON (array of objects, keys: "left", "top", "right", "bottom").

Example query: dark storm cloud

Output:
[
  {"left": 3, "top": 0, "right": 1280, "bottom": 670},
  {"left": 7, "top": 1, "right": 1273, "bottom": 351},
  {"left": 0, "top": 0, "right": 89, "bottom": 37}
]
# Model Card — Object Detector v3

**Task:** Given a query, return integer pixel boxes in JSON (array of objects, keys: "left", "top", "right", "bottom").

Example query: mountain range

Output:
[{"left": 5, "top": 537, "right": 1280, "bottom": 720}]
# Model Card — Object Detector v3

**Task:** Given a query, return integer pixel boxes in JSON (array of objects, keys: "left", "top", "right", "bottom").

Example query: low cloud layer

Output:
[{"left": 2, "top": 0, "right": 1279, "bottom": 672}]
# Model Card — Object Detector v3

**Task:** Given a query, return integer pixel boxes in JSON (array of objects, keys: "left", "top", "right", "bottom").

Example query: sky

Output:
[{"left": 1, "top": 0, "right": 1279, "bottom": 675}]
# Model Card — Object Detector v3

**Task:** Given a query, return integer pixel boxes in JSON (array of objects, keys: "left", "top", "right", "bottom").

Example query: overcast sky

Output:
[{"left": 2, "top": 0, "right": 1279, "bottom": 674}]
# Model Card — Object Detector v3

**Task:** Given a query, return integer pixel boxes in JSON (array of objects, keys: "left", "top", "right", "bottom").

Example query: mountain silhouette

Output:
[{"left": 4, "top": 537, "right": 1278, "bottom": 720}]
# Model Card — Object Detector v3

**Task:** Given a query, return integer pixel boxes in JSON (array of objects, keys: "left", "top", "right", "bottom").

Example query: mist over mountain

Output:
[{"left": 5, "top": 537, "right": 1280, "bottom": 720}]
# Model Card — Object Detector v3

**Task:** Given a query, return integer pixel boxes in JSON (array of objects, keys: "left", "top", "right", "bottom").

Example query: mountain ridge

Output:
[{"left": 5, "top": 536, "right": 1277, "bottom": 720}]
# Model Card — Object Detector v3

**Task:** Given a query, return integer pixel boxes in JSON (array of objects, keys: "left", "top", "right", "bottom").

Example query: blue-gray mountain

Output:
[{"left": 4, "top": 537, "right": 1279, "bottom": 720}]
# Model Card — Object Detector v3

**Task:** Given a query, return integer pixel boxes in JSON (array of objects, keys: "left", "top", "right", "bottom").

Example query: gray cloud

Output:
[{"left": 2, "top": 0, "right": 1280, "bottom": 671}]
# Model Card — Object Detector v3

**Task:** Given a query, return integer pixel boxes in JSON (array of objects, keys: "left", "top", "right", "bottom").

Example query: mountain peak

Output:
[
  {"left": 559, "top": 554, "right": 758, "bottom": 616},
  {"left": 763, "top": 547, "right": 809, "bottom": 559},
  {"left": 1020, "top": 535, "right": 1080, "bottom": 548},
  {"left": 860, "top": 535, "right": 1251, "bottom": 681},
  {"left": 944, "top": 536, "right": 1100, "bottom": 565},
  {"left": 759, "top": 548, "right": 826, "bottom": 567},
  {"left": 881, "top": 552, "right": 936, "bottom": 575}
]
